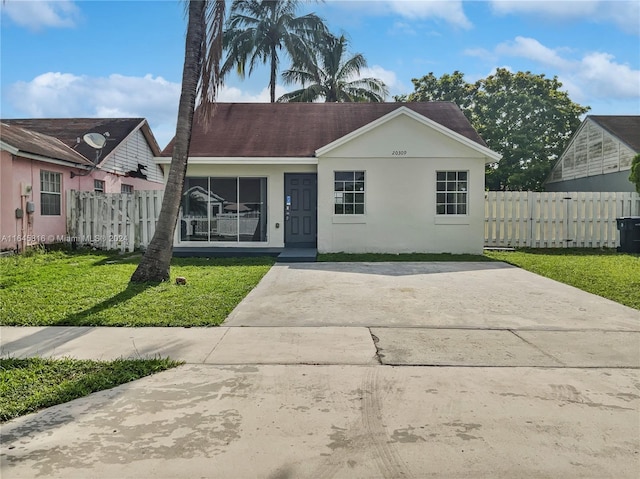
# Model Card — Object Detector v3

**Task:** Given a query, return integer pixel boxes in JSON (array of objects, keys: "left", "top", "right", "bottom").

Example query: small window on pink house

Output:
[
  {"left": 121, "top": 184, "right": 134, "bottom": 194},
  {"left": 40, "top": 170, "right": 61, "bottom": 216},
  {"left": 94, "top": 180, "right": 105, "bottom": 192}
]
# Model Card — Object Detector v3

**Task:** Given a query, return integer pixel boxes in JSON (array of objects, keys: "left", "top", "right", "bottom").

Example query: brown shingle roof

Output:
[
  {"left": 161, "top": 102, "right": 486, "bottom": 157},
  {"left": 1, "top": 118, "right": 160, "bottom": 164},
  {"left": 0, "top": 122, "right": 93, "bottom": 166},
  {"left": 589, "top": 116, "right": 640, "bottom": 152}
]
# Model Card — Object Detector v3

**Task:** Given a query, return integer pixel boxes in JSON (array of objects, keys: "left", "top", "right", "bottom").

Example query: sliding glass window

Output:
[{"left": 180, "top": 177, "right": 267, "bottom": 242}]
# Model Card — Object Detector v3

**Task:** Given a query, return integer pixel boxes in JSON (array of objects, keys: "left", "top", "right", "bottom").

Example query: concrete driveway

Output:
[
  {"left": 1, "top": 261, "right": 639, "bottom": 478},
  {"left": 225, "top": 262, "right": 640, "bottom": 330},
  {"left": 224, "top": 262, "right": 640, "bottom": 368}
]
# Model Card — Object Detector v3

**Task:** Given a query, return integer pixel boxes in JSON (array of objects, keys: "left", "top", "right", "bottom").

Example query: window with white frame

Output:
[
  {"left": 334, "top": 171, "right": 365, "bottom": 215},
  {"left": 94, "top": 179, "right": 105, "bottom": 192},
  {"left": 40, "top": 170, "right": 61, "bottom": 215},
  {"left": 121, "top": 184, "right": 134, "bottom": 194},
  {"left": 436, "top": 171, "right": 468, "bottom": 215},
  {"left": 180, "top": 177, "right": 268, "bottom": 243}
]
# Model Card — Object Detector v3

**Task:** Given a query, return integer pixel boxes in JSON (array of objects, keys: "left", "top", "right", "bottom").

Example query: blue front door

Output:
[{"left": 284, "top": 173, "right": 317, "bottom": 248}]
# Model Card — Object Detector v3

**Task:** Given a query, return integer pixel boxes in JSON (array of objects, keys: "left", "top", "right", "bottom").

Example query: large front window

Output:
[
  {"left": 436, "top": 171, "right": 468, "bottom": 215},
  {"left": 180, "top": 177, "right": 267, "bottom": 242},
  {"left": 334, "top": 171, "right": 365, "bottom": 215},
  {"left": 40, "top": 170, "right": 61, "bottom": 216}
]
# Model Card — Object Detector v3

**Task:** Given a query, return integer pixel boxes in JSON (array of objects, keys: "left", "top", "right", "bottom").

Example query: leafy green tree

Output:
[
  {"left": 131, "top": 1, "right": 225, "bottom": 283},
  {"left": 630, "top": 153, "right": 640, "bottom": 194},
  {"left": 278, "top": 32, "right": 388, "bottom": 102},
  {"left": 399, "top": 69, "right": 590, "bottom": 191},
  {"left": 395, "top": 71, "right": 474, "bottom": 112},
  {"left": 222, "top": 0, "right": 327, "bottom": 102}
]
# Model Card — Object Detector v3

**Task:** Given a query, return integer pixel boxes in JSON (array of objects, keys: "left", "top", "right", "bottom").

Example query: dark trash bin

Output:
[{"left": 616, "top": 216, "right": 640, "bottom": 253}]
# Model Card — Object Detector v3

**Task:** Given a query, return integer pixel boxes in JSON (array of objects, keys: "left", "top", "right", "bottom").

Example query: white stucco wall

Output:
[
  {"left": 176, "top": 162, "right": 316, "bottom": 247},
  {"left": 172, "top": 109, "right": 498, "bottom": 254},
  {"left": 316, "top": 114, "right": 490, "bottom": 254}
]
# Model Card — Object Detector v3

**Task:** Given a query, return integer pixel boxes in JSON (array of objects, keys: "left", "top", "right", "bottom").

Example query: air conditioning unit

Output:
[{"left": 21, "top": 183, "right": 32, "bottom": 196}]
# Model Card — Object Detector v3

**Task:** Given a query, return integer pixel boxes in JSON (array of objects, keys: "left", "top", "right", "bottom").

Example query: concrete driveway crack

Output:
[
  {"left": 369, "top": 328, "right": 383, "bottom": 365},
  {"left": 509, "top": 329, "right": 566, "bottom": 366},
  {"left": 201, "top": 327, "right": 230, "bottom": 364}
]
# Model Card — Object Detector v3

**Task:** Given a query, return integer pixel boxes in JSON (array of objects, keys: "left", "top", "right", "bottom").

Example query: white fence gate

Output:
[
  {"left": 66, "top": 190, "right": 163, "bottom": 252},
  {"left": 485, "top": 191, "right": 640, "bottom": 248}
]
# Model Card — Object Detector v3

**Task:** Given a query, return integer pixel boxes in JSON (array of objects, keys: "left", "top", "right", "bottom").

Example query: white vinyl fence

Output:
[
  {"left": 66, "top": 190, "right": 163, "bottom": 252},
  {"left": 485, "top": 191, "right": 640, "bottom": 248},
  {"left": 67, "top": 190, "right": 639, "bottom": 251}
]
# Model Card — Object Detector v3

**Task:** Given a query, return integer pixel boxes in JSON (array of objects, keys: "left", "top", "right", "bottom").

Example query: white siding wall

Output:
[
  {"left": 548, "top": 118, "right": 635, "bottom": 185},
  {"left": 101, "top": 129, "right": 164, "bottom": 184}
]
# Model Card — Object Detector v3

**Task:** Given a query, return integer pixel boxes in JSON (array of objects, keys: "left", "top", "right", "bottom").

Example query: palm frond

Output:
[
  {"left": 281, "top": 67, "right": 316, "bottom": 86},
  {"left": 224, "top": 0, "right": 329, "bottom": 101},
  {"left": 277, "top": 83, "right": 324, "bottom": 102}
]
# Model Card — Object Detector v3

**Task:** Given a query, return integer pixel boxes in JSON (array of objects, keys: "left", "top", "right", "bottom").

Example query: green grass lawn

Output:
[
  {"left": 485, "top": 249, "right": 640, "bottom": 310},
  {"left": 0, "top": 250, "right": 274, "bottom": 327},
  {"left": 0, "top": 357, "right": 181, "bottom": 422},
  {"left": 0, "top": 248, "right": 636, "bottom": 421}
]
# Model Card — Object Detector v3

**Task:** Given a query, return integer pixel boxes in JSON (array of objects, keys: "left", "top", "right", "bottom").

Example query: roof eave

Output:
[{"left": 154, "top": 156, "right": 318, "bottom": 165}]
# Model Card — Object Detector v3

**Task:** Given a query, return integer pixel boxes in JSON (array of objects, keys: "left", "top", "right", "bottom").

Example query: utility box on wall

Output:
[{"left": 20, "top": 183, "right": 32, "bottom": 196}]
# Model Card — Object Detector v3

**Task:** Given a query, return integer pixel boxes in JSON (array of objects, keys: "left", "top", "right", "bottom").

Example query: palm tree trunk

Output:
[
  {"left": 270, "top": 46, "right": 277, "bottom": 103},
  {"left": 130, "top": 1, "right": 206, "bottom": 283}
]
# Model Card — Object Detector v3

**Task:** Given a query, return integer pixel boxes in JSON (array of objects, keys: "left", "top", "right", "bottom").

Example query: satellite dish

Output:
[{"left": 83, "top": 132, "right": 107, "bottom": 149}]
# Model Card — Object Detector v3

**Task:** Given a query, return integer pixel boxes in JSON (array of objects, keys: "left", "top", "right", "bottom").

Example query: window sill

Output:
[
  {"left": 332, "top": 215, "right": 367, "bottom": 224},
  {"left": 434, "top": 215, "right": 469, "bottom": 225}
]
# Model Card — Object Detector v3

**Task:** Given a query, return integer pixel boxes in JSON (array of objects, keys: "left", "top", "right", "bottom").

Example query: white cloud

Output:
[
  {"left": 464, "top": 47, "right": 497, "bottom": 63},
  {"left": 386, "top": 0, "right": 472, "bottom": 29},
  {"left": 495, "top": 37, "right": 571, "bottom": 69},
  {"left": 9, "top": 72, "right": 180, "bottom": 118},
  {"left": 389, "top": 21, "right": 417, "bottom": 36},
  {"left": 579, "top": 52, "right": 640, "bottom": 98},
  {"left": 490, "top": 0, "right": 599, "bottom": 17},
  {"left": 486, "top": 37, "right": 640, "bottom": 103},
  {"left": 326, "top": 0, "right": 472, "bottom": 29},
  {"left": 217, "top": 84, "right": 288, "bottom": 103},
  {"left": 6, "top": 72, "right": 295, "bottom": 147},
  {"left": 8, "top": 72, "right": 181, "bottom": 147},
  {"left": 489, "top": 0, "right": 639, "bottom": 35},
  {"left": 360, "top": 65, "right": 405, "bottom": 98},
  {"left": 361, "top": 66, "right": 398, "bottom": 87},
  {"left": 1, "top": 0, "right": 81, "bottom": 31}
]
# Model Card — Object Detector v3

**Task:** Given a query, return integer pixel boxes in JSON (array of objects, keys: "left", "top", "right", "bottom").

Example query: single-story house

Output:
[
  {"left": 0, "top": 118, "right": 164, "bottom": 251},
  {"left": 545, "top": 115, "right": 639, "bottom": 192},
  {"left": 157, "top": 102, "right": 501, "bottom": 255}
]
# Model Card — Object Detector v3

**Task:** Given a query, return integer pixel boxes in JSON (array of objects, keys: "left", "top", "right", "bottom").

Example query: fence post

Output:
[{"left": 563, "top": 194, "right": 573, "bottom": 247}]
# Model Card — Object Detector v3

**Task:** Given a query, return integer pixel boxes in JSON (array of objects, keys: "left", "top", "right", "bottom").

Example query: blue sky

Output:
[{"left": 1, "top": 0, "right": 639, "bottom": 148}]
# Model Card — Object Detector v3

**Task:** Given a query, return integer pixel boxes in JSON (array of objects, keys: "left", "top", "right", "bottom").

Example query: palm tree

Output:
[
  {"left": 222, "top": 0, "right": 327, "bottom": 102},
  {"left": 131, "top": 1, "right": 225, "bottom": 283},
  {"left": 277, "top": 33, "right": 388, "bottom": 102}
]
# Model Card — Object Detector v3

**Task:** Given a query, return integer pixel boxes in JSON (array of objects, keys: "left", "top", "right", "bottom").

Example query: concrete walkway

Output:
[
  {"left": 2, "top": 325, "right": 639, "bottom": 368},
  {"left": 1, "top": 262, "right": 639, "bottom": 478}
]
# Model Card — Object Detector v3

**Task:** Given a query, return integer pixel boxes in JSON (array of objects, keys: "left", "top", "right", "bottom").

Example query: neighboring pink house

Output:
[{"left": 0, "top": 118, "right": 164, "bottom": 251}]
